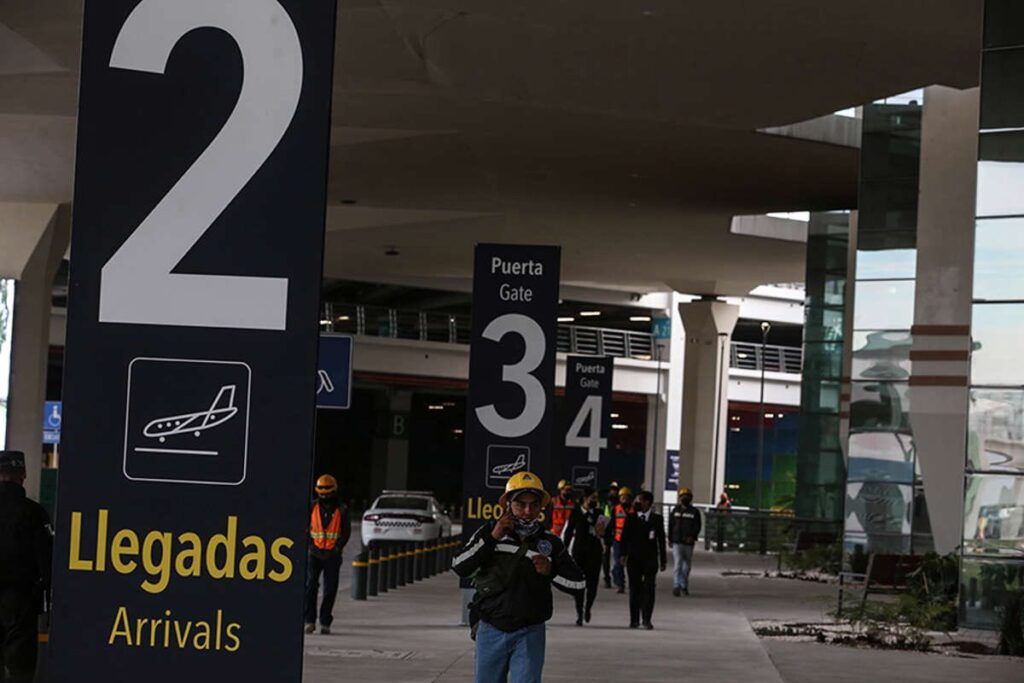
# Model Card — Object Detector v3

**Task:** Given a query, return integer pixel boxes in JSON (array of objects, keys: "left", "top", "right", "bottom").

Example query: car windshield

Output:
[{"left": 375, "top": 497, "right": 430, "bottom": 510}]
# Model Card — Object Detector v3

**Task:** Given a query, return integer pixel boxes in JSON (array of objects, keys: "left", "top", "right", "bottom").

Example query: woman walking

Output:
[{"left": 561, "top": 487, "right": 606, "bottom": 625}]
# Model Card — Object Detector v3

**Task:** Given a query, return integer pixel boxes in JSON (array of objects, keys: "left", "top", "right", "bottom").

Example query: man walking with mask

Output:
[
  {"left": 304, "top": 474, "right": 350, "bottom": 635},
  {"left": 619, "top": 490, "right": 666, "bottom": 630},
  {"left": 453, "top": 472, "right": 584, "bottom": 683},
  {"left": 668, "top": 487, "right": 701, "bottom": 596}
]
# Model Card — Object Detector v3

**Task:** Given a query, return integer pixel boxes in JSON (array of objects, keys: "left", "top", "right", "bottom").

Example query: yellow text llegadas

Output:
[{"left": 68, "top": 509, "right": 293, "bottom": 594}]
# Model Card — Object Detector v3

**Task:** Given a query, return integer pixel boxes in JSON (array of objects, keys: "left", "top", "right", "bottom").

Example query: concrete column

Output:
[
  {"left": 4, "top": 203, "right": 70, "bottom": 499},
  {"left": 651, "top": 292, "right": 687, "bottom": 505},
  {"left": 384, "top": 389, "right": 412, "bottom": 490},
  {"left": 909, "top": 86, "right": 980, "bottom": 555},
  {"left": 677, "top": 299, "right": 740, "bottom": 505}
]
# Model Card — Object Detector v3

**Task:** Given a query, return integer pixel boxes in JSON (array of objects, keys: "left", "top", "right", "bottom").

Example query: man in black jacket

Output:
[
  {"left": 619, "top": 490, "right": 666, "bottom": 630},
  {"left": 668, "top": 487, "right": 702, "bottom": 596},
  {"left": 453, "top": 472, "right": 584, "bottom": 683},
  {"left": 0, "top": 451, "right": 52, "bottom": 683}
]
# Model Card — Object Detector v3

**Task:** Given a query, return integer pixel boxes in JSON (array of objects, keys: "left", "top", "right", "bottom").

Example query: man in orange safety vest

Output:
[{"left": 304, "top": 474, "right": 351, "bottom": 635}]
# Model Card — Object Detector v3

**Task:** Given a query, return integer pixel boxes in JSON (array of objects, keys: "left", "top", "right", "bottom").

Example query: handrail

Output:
[{"left": 321, "top": 303, "right": 802, "bottom": 371}]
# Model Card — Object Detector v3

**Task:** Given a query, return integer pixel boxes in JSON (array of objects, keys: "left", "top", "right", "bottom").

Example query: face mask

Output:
[{"left": 512, "top": 516, "right": 540, "bottom": 538}]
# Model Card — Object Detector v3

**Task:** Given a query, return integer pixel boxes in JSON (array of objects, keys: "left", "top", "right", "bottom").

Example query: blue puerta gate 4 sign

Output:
[{"left": 50, "top": 1, "right": 337, "bottom": 681}]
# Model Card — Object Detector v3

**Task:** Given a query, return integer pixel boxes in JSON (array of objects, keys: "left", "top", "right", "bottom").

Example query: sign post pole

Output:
[{"left": 49, "top": 2, "right": 337, "bottom": 681}]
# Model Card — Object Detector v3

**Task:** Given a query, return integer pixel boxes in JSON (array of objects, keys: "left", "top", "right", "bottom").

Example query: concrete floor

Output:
[{"left": 303, "top": 548, "right": 1023, "bottom": 682}]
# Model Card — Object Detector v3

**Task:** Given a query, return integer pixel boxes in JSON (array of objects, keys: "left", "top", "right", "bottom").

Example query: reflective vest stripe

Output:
[
  {"left": 310, "top": 504, "right": 342, "bottom": 550},
  {"left": 614, "top": 504, "right": 629, "bottom": 542}
]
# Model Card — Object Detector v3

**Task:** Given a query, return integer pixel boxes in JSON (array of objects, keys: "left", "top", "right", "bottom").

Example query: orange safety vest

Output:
[
  {"left": 551, "top": 497, "right": 575, "bottom": 536},
  {"left": 614, "top": 503, "right": 631, "bottom": 542},
  {"left": 310, "top": 503, "right": 342, "bottom": 551}
]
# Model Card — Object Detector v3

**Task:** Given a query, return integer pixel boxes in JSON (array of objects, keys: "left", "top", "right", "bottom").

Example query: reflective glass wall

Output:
[
  {"left": 0, "top": 279, "right": 14, "bottom": 449},
  {"left": 961, "top": 0, "right": 1024, "bottom": 629},
  {"left": 796, "top": 212, "right": 849, "bottom": 521},
  {"left": 843, "top": 91, "right": 930, "bottom": 569}
]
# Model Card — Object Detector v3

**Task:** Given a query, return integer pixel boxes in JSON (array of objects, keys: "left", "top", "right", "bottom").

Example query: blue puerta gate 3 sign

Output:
[
  {"left": 461, "top": 244, "right": 561, "bottom": 580},
  {"left": 50, "top": 1, "right": 337, "bottom": 681}
]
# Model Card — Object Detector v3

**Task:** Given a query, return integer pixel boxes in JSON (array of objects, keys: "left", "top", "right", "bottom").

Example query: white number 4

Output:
[
  {"left": 98, "top": 0, "right": 302, "bottom": 330},
  {"left": 566, "top": 395, "right": 607, "bottom": 463}
]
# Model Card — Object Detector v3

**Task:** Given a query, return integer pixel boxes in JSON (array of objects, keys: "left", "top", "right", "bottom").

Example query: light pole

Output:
[{"left": 755, "top": 321, "right": 771, "bottom": 513}]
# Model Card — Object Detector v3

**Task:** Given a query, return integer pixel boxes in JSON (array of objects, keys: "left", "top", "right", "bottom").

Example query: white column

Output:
[
  {"left": 3, "top": 203, "right": 69, "bottom": 499},
  {"left": 677, "top": 299, "right": 740, "bottom": 505},
  {"left": 910, "top": 86, "right": 980, "bottom": 555}
]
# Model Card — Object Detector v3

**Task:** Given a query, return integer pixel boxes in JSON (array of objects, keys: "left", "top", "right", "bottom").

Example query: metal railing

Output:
[
  {"left": 729, "top": 341, "right": 803, "bottom": 374},
  {"left": 322, "top": 302, "right": 803, "bottom": 371},
  {"left": 321, "top": 303, "right": 658, "bottom": 360}
]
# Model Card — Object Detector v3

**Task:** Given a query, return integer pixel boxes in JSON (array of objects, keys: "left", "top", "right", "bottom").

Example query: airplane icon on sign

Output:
[
  {"left": 143, "top": 385, "right": 239, "bottom": 443},
  {"left": 491, "top": 453, "right": 527, "bottom": 476}
]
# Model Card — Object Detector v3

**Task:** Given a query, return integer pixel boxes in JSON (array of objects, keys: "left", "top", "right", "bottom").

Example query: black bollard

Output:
[
  {"left": 381, "top": 544, "right": 392, "bottom": 593},
  {"left": 351, "top": 549, "right": 369, "bottom": 601},
  {"left": 396, "top": 544, "right": 408, "bottom": 587},
  {"left": 406, "top": 543, "right": 416, "bottom": 584},
  {"left": 367, "top": 545, "right": 379, "bottom": 597},
  {"left": 414, "top": 542, "right": 425, "bottom": 581},
  {"left": 426, "top": 539, "right": 436, "bottom": 578}
]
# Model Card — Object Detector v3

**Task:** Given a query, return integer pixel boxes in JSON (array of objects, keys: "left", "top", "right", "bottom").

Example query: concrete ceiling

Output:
[{"left": 0, "top": 0, "right": 984, "bottom": 295}]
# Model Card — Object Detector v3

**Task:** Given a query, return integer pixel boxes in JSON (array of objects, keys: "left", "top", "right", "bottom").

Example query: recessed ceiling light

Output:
[
  {"left": 612, "top": 424, "right": 629, "bottom": 430},
  {"left": 630, "top": 316, "right": 651, "bottom": 322},
  {"left": 336, "top": 315, "right": 350, "bottom": 321},
  {"left": 557, "top": 317, "right": 575, "bottom": 323},
  {"left": 579, "top": 311, "right": 601, "bottom": 317}
]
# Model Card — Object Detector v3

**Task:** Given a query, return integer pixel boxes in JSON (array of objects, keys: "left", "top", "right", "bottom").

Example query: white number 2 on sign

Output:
[
  {"left": 475, "top": 313, "right": 547, "bottom": 438},
  {"left": 98, "top": 0, "right": 302, "bottom": 331},
  {"left": 565, "top": 395, "right": 607, "bottom": 463}
]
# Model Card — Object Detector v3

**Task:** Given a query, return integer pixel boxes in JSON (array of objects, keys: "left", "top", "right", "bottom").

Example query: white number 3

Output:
[{"left": 99, "top": 0, "right": 302, "bottom": 330}]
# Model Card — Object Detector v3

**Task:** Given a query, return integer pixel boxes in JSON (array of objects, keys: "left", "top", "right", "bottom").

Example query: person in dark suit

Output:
[{"left": 618, "top": 490, "right": 666, "bottom": 630}]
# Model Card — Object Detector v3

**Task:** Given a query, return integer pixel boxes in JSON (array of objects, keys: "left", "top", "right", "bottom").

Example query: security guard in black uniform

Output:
[
  {"left": 0, "top": 451, "right": 52, "bottom": 683},
  {"left": 619, "top": 490, "right": 666, "bottom": 630}
]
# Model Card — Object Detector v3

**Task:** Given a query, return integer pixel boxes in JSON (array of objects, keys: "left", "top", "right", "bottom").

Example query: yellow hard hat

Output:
[
  {"left": 315, "top": 474, "right": 338, "bottom": 494},
  {"left": 499, "top": 471, "right": 551, "bottom": 508},
  {"left": 678, "top": 487, "right": 693, "bottom": 497},
  {"left": 618, "top": 486, "right": 633, "bottom": 497},
  {"left": 557, "top": 479, "right": 570, "bottom": 490}
]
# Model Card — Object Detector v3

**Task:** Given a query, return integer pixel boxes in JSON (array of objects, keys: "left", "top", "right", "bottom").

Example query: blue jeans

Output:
[
  {"left": 611, "top": 541, "right": 625, "bottom": 589},
  {"left": 672, "top": 543, "right": 694, "bottom": 590},
  {"left": 474, "top": 621, "right": 546, "bottom": 683}
]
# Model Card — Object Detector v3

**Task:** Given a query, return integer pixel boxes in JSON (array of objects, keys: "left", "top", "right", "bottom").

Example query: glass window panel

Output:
[
  {"left": 855, "top": 248, "right": 916, "bottom": 280},
  {"left": 806, "top": 237, "right": 848, "bottom": 273},
  {"left": 977, "top": 161, "right": 1024, "bottom": 217},
  {"left": 974, "top": 218, "right": 1024, "bottom": 300},
  {"left": 801, "top": 379, "right": 841, "bottom": 414},
  {"left": 959, "top": 556, "right": 1024, "bottom": 629},
  {"left": 850, "top": 381, "right": 912, "bottom": 433},
  {"left": 851, "top": 330, "right": 912, "bottom": 381},
  {"left": 981, "top": 48, "right": 1024, "bottom": 131},
  {"left": 803, "top": 307, "right": 844, "bottom": 342},
  {"left": 858, "top": 179, "right": 919, "bottom": 233},
  {"left": 853, "top": 280, "right": 915, "bottom": 331},
  {"left": 963, "top": 474, "right": 1024, "bottom": 557},
  {"left": 804, "top": 271, "right": 845, "bottom": 309},
  {"left": 802, "top": 342, "right": 843, "bottom": 382},
  {"left": 797, "top": 415, "right": 841, "bottom": 453},
  {"left": 969, "top": 388, "right": 1024, "bottom": 473},
  {"left": 971, "top": 303, "right": 1024, "bottom": 385},
  {"left": 985, "top": 0, "right": 1024, "bottom": 49},
  {"left": 845, "top": 481, "right": 912, "bottom": 535},
  {"left": 979, "top": 130, "right": 1024, "bottom": 163},
  {"left": 848, "top": 432, "right": 915, "bottom": 483}
]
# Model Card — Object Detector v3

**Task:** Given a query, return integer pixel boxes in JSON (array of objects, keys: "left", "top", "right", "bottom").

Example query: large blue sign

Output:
[
  {"left": 43, "top": 400, "right": 62, "bottom": 444},
  {"left": 317, "top": 334, "right": 353, "bottom": 410}
]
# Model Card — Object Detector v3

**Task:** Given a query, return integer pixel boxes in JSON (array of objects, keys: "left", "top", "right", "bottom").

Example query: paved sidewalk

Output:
[{"left": 303, "top": 548, "right": 1022, "bottom": 682}]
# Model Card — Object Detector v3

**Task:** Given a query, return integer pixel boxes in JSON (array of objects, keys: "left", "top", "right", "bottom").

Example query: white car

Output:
[{"left": 361, "top": 490, "right": 453, "bottom": 546}]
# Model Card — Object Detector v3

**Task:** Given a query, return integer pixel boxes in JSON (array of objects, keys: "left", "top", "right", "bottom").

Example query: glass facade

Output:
[
  {"left": 725, "top": 401, "right": 800, "bottom": 510},
  {"left": 961, "top": 0, "right": 1024, "bottom": 629},
  {"left": 796, "top": 212, "right": 849, "bottom": 521},
  {"left": 843, "top": 90, "right": 933, "bottom": 568},
  {"left": 0, "top": 279, "right": 14, "bottom": 450}
]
